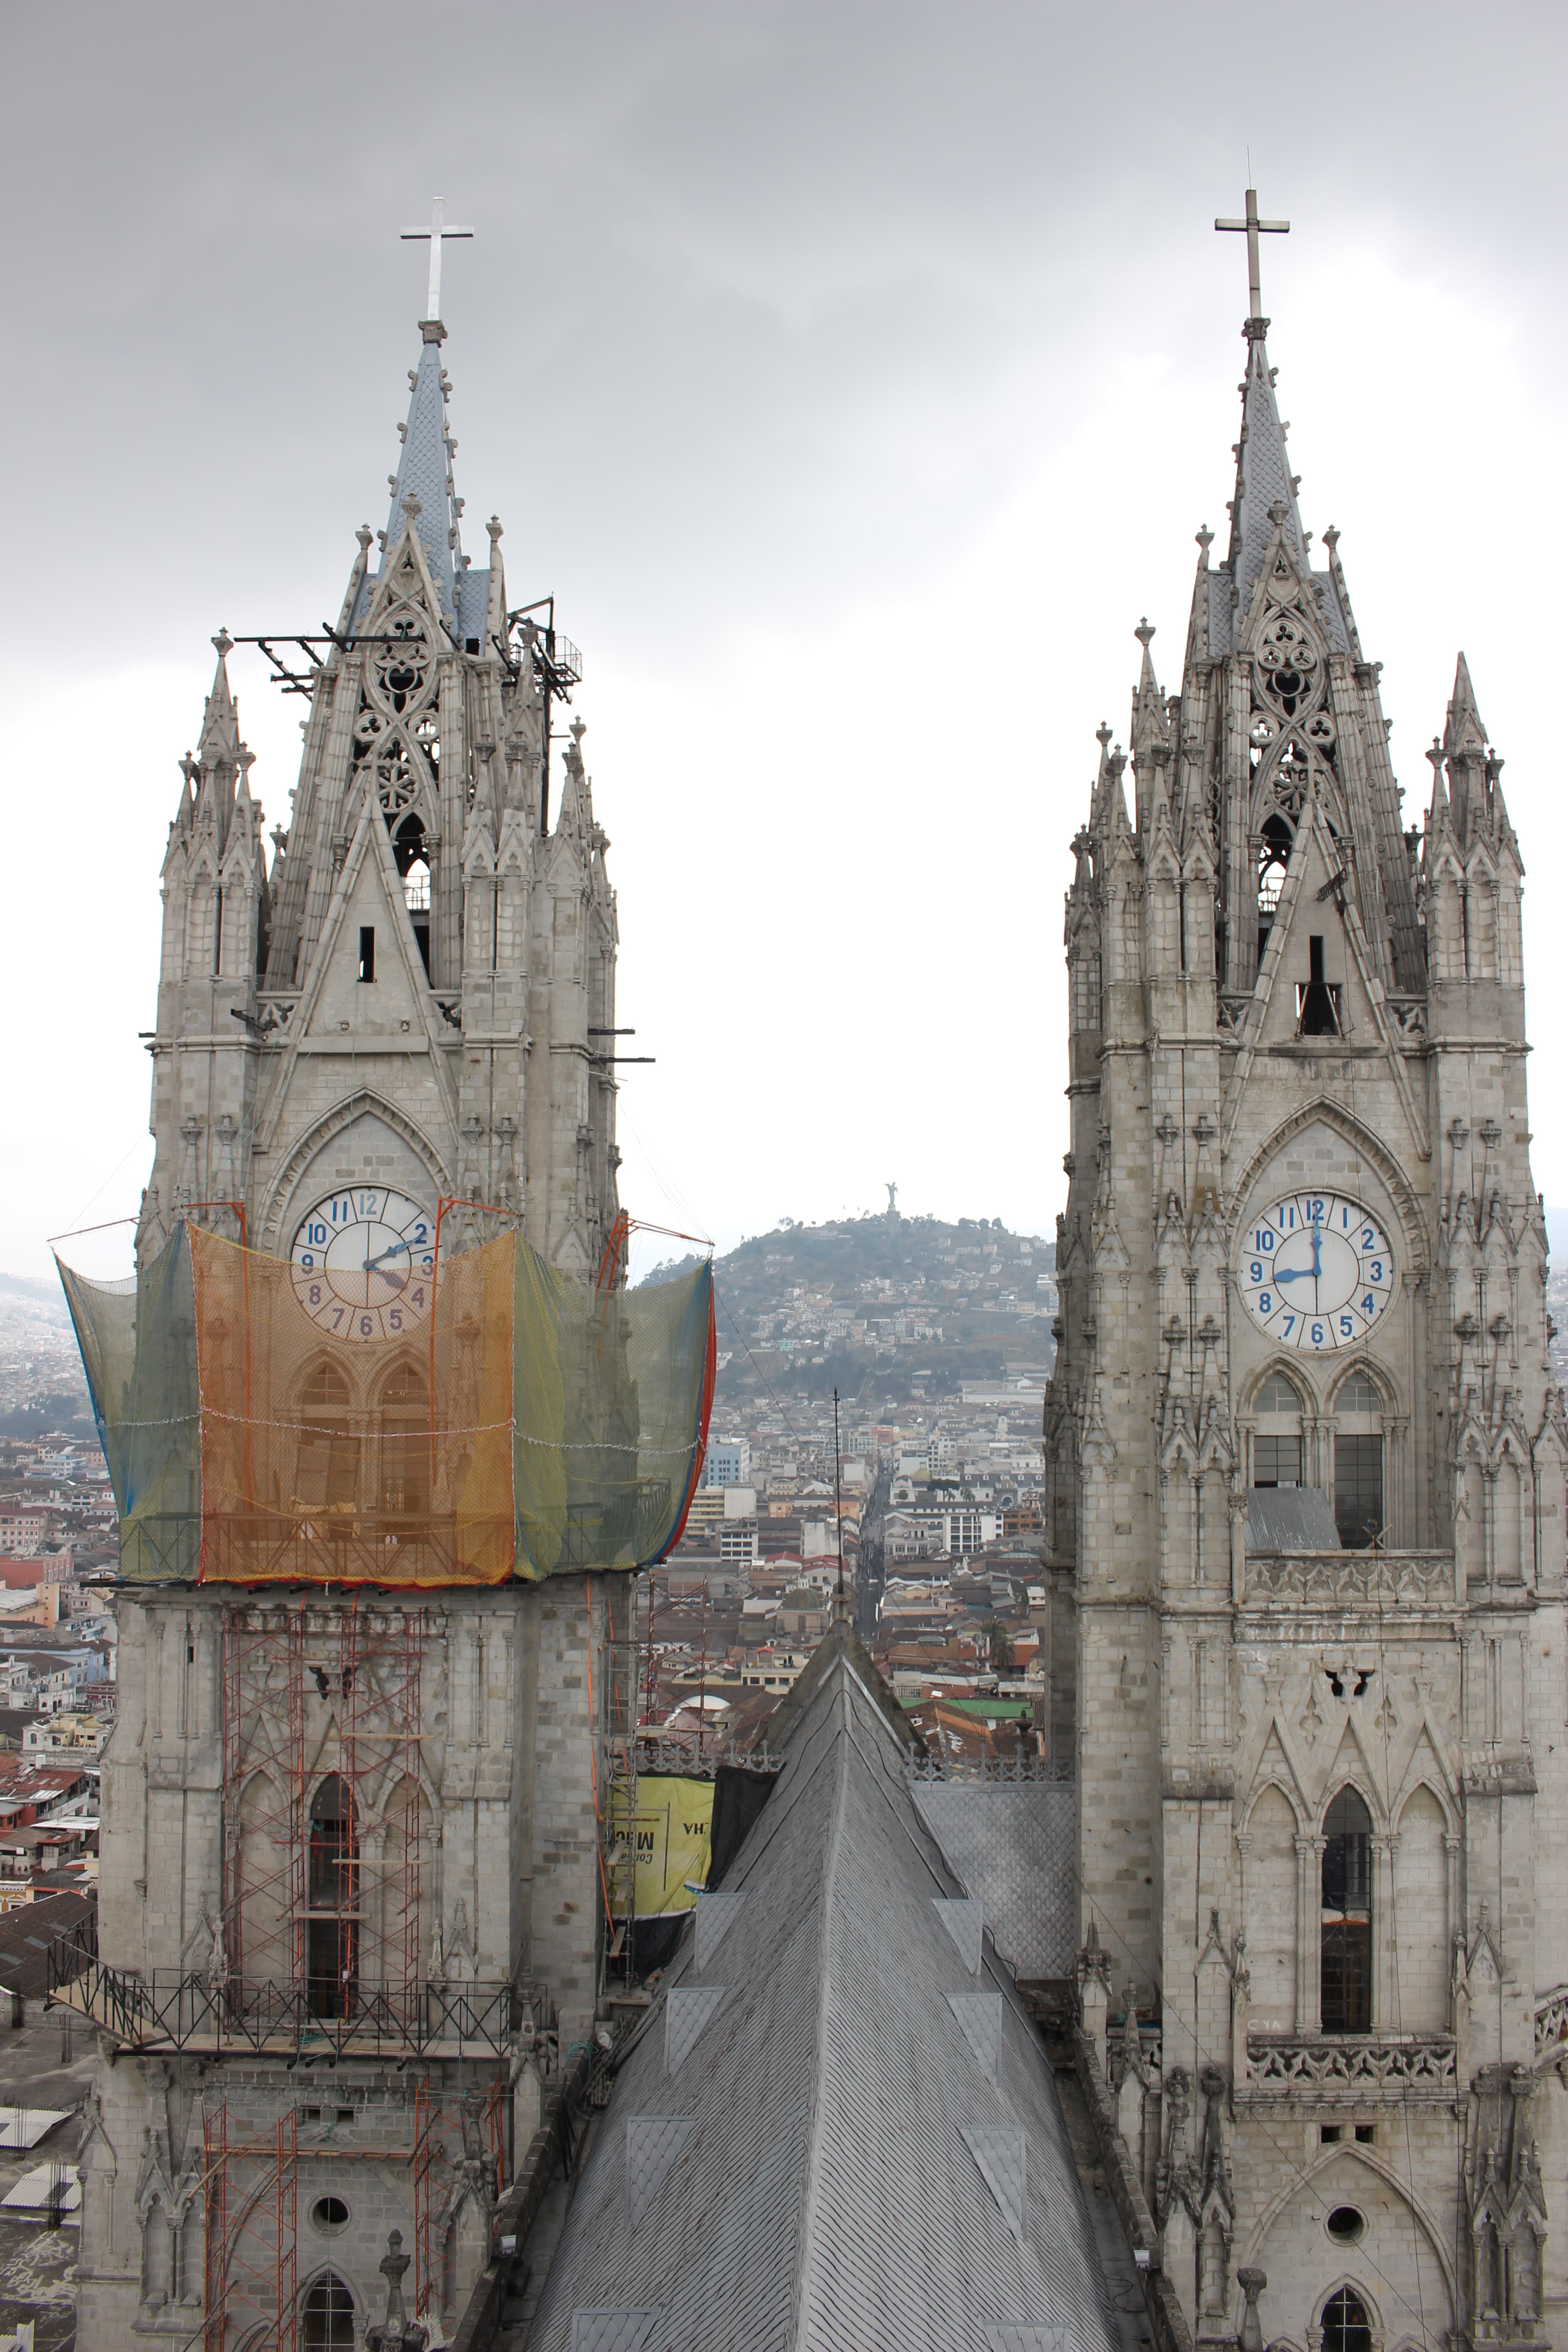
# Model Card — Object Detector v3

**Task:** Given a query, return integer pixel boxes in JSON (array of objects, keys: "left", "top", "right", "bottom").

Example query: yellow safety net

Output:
[{"left": 59, "top": 1222, "right": 714, "bottom": 1588}]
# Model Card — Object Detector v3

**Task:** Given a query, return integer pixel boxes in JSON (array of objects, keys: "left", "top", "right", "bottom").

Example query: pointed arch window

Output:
[
  {"left": 378, "top": 1363, "right": 431, "bottom": 1519},
  {"left": 1320, "top": 2288, "right": 1372, "bottom": 2352},
  {"left": 1321, "top": 1786, "right": 1372, "bottom": 2032},
  {"left": 1333, "top": 1374, "right": 1384, "bottom": 1550},
  {"left": 1257, "top": 815, "right": 1292, "bottom": 916},
  {"left": 303, "top": 2275, "right": 356, "bottom": 2350},
  {"left": 307, "top": 1776, "right": 358, "bottom": 2019},
  {"left": 1252, "top": 1374, "right": 1303, "bottom": 1490},
  {"left": 295, "top": 1364, "right": 359, "bottom": 1514}
]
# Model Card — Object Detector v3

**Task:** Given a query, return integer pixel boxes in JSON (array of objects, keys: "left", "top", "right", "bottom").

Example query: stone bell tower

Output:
[
  {"left": 72, "top": 227, "right": 636, "bottom": 2352},
  {"left": 1044, "top": 197, "right": 1568, "bottom": 2350},
  {"left": 141, "top": 228, "right": 620, "bottom": 1279}
]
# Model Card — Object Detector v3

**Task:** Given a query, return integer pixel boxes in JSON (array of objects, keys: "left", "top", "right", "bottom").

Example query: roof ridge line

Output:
[{"left": 788, "top": 1668, "right": 852, "bottom": 2351}]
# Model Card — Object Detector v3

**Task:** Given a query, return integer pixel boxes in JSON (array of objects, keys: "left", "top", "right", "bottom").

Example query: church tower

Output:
[
  {"left": 141, "top": 248, "right": 620, "bottom": 1280},
  {"left": 1045, "top": 201, "right": 1568, "bottom": 2349},
  {"left": 69, "top": 229, "right": 649, "bottom": 2352}
]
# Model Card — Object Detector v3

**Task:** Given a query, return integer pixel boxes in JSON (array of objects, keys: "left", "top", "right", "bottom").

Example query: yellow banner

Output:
[{"left": 610, "top": 1775, "right": 714, "bottom": 1918}]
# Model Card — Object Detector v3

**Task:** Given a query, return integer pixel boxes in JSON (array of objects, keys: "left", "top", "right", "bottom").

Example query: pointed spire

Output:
[
  {"left": 377, "top": 339, "right": 462, "bottom": 621},
  {"left": 1225, "top": 332, "right": 1308, "bottom": 625},
  {"left": 198, "top": 632, "right": 241, "bottom": 767},
  {"left": 1443, "top": 652, "right": 1488, "bottom": 757}
]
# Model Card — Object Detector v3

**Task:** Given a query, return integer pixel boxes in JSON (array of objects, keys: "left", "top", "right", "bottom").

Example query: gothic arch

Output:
[
  {"left": 1310, "top": 2278, "right": 1383, "bottom": 2344},
  {"left": 1395, "top": 1773, "right": 1457, "bottom": 1840},
  {"left": 1240, "top": 1356, "right": 1320, "bottom": 1416},
  {"left": 1227, "top": 1099, "right": 1428, "bottom": 1278},
  {"left": 1241, "top": 1772, "right": 1309, "bottom": 1836},
  {"left": 1240, "top": 2146, "right": 1458, "bottom": 2319},
  {"left": 1328, "top": 1362, "right": 1396, "bottom": 1416},
  {"left": 258, "top": 1089, "right": 448, "bottom": 1256}
]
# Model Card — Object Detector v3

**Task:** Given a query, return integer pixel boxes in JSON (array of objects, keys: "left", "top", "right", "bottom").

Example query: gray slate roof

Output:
[
  {"left": 529, "top": 1621, "right": 1120, "bottom": 2352},
  {"left": 909, "top": 1769, "right": 1074, "bottom": 1981}
]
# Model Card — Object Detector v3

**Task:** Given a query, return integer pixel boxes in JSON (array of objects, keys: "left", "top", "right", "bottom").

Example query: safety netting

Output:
[{"left": 58, "top": 1223, "right": 715, "bottom": 1588}]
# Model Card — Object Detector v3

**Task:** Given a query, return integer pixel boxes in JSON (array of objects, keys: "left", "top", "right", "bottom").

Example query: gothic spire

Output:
[
  {"left": 1224, "top": 329, "right": 1308, "bottom": 628},
  {"left": 380, "top": 336, "right": 463, "bottom": 620},
  {"left": 1443, "top": 651, "right": 1488, "bottom": 757}
]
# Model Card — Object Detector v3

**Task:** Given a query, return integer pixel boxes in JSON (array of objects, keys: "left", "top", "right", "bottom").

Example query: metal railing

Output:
[{"left": 47, "top": 1917, "right": 518, "bottom": 2057}]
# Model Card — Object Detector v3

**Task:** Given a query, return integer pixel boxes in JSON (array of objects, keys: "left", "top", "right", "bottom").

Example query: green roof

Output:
[{"left": 930, "top": 1696, "right": 1032, "bottom": 1721}]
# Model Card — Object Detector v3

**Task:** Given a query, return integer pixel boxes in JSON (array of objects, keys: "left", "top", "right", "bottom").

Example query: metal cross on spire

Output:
[
  {"left": 1215, "top": 186, "right": 1289, "bottom": 323},
  {"left": 400, "top": 195, "right": 474, "bottom": 327}
]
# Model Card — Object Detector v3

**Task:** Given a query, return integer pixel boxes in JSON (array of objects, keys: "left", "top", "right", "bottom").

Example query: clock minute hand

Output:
[{"left": 363, "top": 1238, "right": 412, "bottom": 1271}]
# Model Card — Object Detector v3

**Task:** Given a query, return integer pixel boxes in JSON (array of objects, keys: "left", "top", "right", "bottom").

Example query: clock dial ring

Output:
[
  {"left": 1237, "top": 1191, "right": 1396, "bottom": 1354},
  {"left": 288, "top": 1188, "right": 436, "bottom": 1342}
]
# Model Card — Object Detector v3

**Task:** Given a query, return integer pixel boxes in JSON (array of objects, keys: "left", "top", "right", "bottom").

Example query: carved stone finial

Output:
[
  {"left": 1237, "top": 2267, "right": 1267, "bottom": 2352},
  {"left": 212, "top": 629, "right": 234, "bottom": 661},
  {"left": 1196, "top": 523, "right": 1214, "bottom": 552},
  {"left": 401, "top": 493, "right": 423, "bottom": 522},
  {"left": 1134, "top": 616, "right": 1156, "bottom": 650},
  {"left": 356, "top": 524, "right": 374, "bottom": 554}
]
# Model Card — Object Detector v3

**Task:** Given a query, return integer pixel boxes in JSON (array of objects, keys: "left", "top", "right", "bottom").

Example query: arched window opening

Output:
[
  {"left": 1258, "top": 815, "right": 1293, "bottom": 915},
  {"left": 1253, "top": 1374, "right": 1304, "bottom": 1490},
  {"left": 1321, "top": 2288, "right": 1373, "bottom": 2352},
  {"left": 1321, "top": 1786, "right": 1372, "bottom": 2033},
  {"left": 1334, "top": 1375, "right": 1384, "bottom": 1550},
  {"left": 307, "top": 1776, "right": 358, "bottom": 2020},
  {"left": 303, "top": 2275, "right": 356, "bottom": 2351},
  {"left": 392, "top": 813, "right": 432, "bottom": 975},
  {"left": 379, "top": 1363, "right": 431, "bottom": 1519},
  {"left": 295, "top": 1362, "right": 359, "bottom": 1515}
]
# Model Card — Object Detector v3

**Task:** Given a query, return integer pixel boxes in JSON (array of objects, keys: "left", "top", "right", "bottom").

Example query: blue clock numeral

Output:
[{"left": 1258, "top": 1292, "right": 1272, "bottom": 1315}]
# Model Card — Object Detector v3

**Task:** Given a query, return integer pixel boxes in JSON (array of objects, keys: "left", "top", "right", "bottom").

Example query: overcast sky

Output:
[{"left": 7, "top": 1, "right": 1567, "bottom": 1280}]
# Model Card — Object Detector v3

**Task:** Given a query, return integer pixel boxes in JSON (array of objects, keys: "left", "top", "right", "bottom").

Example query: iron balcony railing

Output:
[{"left": 47, "top": 1916, "right": 519, "bottom": 2058}]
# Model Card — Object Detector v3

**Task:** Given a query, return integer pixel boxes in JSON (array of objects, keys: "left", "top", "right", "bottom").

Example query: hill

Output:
[{"left": 641, "top": 1213, "right": 1056, "bottom": 1413}]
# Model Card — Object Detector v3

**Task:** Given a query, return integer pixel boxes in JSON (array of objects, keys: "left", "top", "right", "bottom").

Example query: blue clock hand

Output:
[
  {"left": 1310, "top": 1221, "right": 1322, "bottom": 1304},
  {"left": 363, "top": 1238, "right": 412, "bottom": 1271},
  {"left": 1274, "top": 1265, "right": 1311, "bottom": 1284}
]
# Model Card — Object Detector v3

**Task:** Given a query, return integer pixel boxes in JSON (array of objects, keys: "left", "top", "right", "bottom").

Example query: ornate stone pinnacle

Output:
[
  {"left": 402, "top": 493, "right": 423, "bottom": 521},
  {"left": 1134, "top": 617, "right": 1156, "bottom": 650},
  {"left": 1196, "top": 523, "right": 1214, "bottom": 551},
  {"left": 212, "top": 629, "right": 234, "bottom": 660}
]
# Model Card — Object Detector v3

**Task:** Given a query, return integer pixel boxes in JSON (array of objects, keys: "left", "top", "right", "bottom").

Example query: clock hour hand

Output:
[{"left": 1273, "top": 1265, "right": 1311, "bottom": 1283}]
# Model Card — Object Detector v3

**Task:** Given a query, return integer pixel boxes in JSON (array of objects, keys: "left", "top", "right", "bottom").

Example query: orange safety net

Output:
[
  {"left": 60, "top": 1220, "right": 715, "bottom": 1588},
  {"left": 192, "top": 1224, "right": 517, "bottom": 1587}
]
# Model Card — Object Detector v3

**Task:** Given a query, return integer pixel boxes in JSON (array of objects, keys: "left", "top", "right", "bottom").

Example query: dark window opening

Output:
[
  {"left": 311, "top": 2195, "right": 349, "bottom": 2233},
  {"left": 391, "top": 817, "right": 432, "bottom": 977},
  {"left": 303, "top": 2276, "right": 357, "bottom": 2351},
  {"left": 358, "top": 926, "right": 375, "bottom": 983},
  {"left": 213, "top": 887, "right": 224, "bottom": 975},
  {"left": 1319, "top": 2124, "right": 1342, "bottom": 2143},
  {"left": 1253, "top": 1433, "right": 1302, "bottom": 1488},
  {"left": 464, "top": 636, "right": 481, "bottom": 654},
  {"left": 1298, "top": 932, "right": 1343, "bottom": 1035},
  {"left": 1327, "top": 2205, "right": 1365, "bottom": 2244},
  {"left": 1354, "top": 2123, "right": 1376, "bottom": 2144},
  {"left": 307, "top": 1775, "right": 358, "bottom": 2019},
  {"left": 1335, "top": 1434, "right": 1383, "bottom": 1550},
  {"left": 1321, "top": 1786, "right": 1372, "bottom": 2033},
  {"left": 1320, "top": 2288, "right": 1372, "bottom": 2352}
]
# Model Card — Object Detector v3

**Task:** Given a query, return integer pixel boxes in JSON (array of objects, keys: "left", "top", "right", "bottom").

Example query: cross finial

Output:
[
  {"left": 400, "top": 195, "right": 474, "bottom": 332},
  {"left": 1214, "top": 186, "right": 1289, "bottom": 324}
]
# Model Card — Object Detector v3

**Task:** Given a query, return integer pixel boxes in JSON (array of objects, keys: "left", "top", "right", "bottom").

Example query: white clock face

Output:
[
  {"left": 289, "top": 1188, "right": 436, "bottom": 1343},
  {"left": 1238, "top": 1191, "right": 1396, "bottom": 1353}
]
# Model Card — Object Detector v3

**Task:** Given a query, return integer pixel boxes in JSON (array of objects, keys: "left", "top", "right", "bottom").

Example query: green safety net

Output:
[{"left": 58, "top": 1225, "right": 715, "bottom": 1587}]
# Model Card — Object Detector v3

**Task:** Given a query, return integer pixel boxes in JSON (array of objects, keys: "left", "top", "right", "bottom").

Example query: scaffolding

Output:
[
  {"left": 219, "top": 1601, "right": 426, "bottom": 2035},
  {"left": 222, "top": 1609, "right": 305, "bottom": 1989},
  {"left": 203, "top": 2106, "right": 298, "bottom": 2352},
  {"left": 412, "top": 2076, "right": 505, "bottom": 2323}
]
